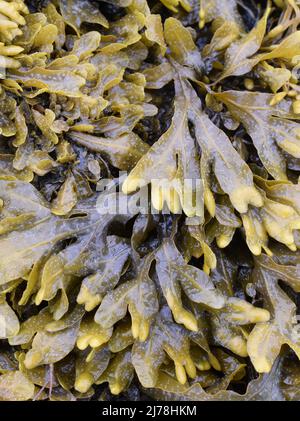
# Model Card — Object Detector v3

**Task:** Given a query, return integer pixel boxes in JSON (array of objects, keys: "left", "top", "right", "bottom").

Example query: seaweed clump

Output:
[{"left": 0, "top": 0, "right": 300, "bottom": 401}]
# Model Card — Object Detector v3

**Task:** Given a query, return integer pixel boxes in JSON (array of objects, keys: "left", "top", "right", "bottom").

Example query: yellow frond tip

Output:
[
  {"left": 110, "top": 382, "right": 123, "bottom": 395},
  {"left": 75, "top": 373, "right": 94, "bottom": 393},
  {"left": 24, "top": 350, "right": 43, "bottom": 370},
  {"left": 269, "top": 91, "right": 287, "bottom": 106},
  {"left": 217, "top": 234, "right": 232, "bottom": 249},
  {"left": 227, "top": 336, "right": 248, "bottom": 357},
  {"left": 251, "top": 357, "right": 272, "bottom": 373},
  {"left": 122, "top": 177, "right": 141, "bottom": 194},
  {"left": 185, "top": 357, "right": 197, "bottom": 378},
  {"left": 196, "top": 359, "right": 211, "bottom": 371},
  {"left": 175, "top": 362, "right": 187, "bottom": 385}
]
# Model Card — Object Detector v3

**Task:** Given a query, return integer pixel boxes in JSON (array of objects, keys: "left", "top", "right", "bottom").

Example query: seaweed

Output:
[{"left": 0, "top": 0, "right": 300, "bottom": 401}]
